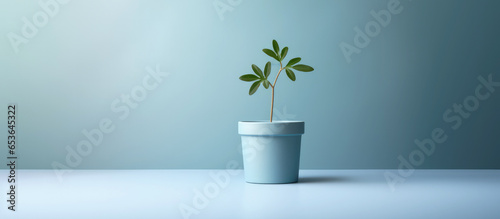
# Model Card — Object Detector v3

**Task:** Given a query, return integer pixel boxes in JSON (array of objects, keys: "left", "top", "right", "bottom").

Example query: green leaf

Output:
[
  {"left": 286, "top": 69, "right": 296, "bottom": 81},
  {"left": 286, "top": 57, "right": 301, "bottom": 67},
  {"left": 251, "top": 64, "right": 264, "bottom": 78},
  {"left": 249, "top": 81, "right": 261, "bottom": 95},
  {"left": 262, "top": 49, "right": 280, "bottom": 62},
  {"left": 292, "top": 64, "right": 314, "bottom": 72},
  {"left": 264, "top": 62, "right": 271, "bottom": 78},
  {"left": 280, "top": 47, "right": 288, "bottom": 61},
  {"left": 263, "top": 79, "right": 270, "bottom": 89},
  {"left": 272, "top": 40, "right": 280, "bottom": 55},
  {"left": 239, "top": 74, "right": 260, "bottom": 82}
]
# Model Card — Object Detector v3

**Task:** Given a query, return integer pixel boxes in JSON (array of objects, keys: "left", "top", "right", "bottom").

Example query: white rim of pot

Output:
[{"left": 238, "top": 121, "right": 304, "bottom": 136}]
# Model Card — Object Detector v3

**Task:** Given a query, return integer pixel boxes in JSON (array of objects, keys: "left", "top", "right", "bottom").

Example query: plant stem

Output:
[{"left": 270, "top": 62, "right": 283, "bottom": 122}]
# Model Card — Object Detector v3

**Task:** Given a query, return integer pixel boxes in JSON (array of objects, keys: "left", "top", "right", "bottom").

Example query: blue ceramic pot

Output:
[{"left": 238, "top": 121, "right": 305, "bottom": 184}]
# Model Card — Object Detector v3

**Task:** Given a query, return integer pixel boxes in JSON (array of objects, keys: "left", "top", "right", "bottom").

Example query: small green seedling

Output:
[{"left": 239, "top": 39, "right": 314, "bottom": 122}]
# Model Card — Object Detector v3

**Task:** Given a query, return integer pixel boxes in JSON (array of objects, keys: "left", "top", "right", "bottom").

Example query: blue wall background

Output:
[{"left": 1, "top": 0, "right": 499, "bottom": 169}]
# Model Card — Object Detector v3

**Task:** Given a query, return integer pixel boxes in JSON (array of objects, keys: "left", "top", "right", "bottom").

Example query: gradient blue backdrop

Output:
[{"left": 1, "top": 0, "right": 499, "bottom": 169}]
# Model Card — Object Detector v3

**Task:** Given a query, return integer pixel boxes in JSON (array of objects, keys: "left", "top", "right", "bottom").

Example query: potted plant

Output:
[{"left": 238, "top": 40, "right": 314, "bottom": 184}]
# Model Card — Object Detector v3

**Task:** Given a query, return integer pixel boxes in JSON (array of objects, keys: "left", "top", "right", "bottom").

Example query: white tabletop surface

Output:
[{"left": 1, "top": 169, "right": 499, "bottom": 219}]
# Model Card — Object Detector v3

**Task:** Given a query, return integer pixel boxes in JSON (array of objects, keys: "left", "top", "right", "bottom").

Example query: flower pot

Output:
[{"left": 238, "top": 121, "right": 305, "bottom": 184}]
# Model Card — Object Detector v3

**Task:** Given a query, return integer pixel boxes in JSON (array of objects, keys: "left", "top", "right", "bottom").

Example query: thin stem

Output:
[
  {"left": 273, "top": 62, "right": 283, "bottom": 88},
  {"left": 270, "top": 87, "right": 275, "bottom": 122},
  {"left": 270, "top": 62, "right": 284, "bottom": 122}
]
